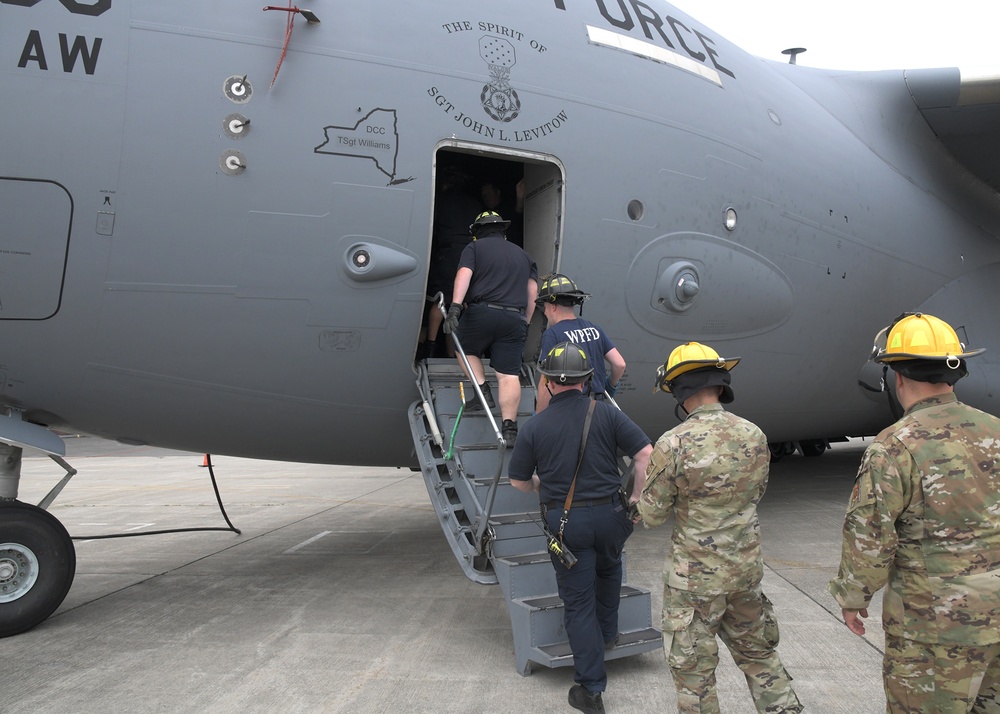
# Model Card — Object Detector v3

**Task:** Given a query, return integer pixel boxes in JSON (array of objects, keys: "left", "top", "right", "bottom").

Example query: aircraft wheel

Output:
[
  {"left": 768, "top": 442, "right": 793, "bottom": 462},
  {"left": 799, "top": 439, "right": 828, "bottom": 458},
  {"left": 0, "top": 501, "right": 76, "bottom": 637}
]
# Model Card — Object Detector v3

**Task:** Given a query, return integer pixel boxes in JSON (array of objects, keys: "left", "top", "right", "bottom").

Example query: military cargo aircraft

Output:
[{"left": 2, "top": 0, "right": 998, "bottom": 639}]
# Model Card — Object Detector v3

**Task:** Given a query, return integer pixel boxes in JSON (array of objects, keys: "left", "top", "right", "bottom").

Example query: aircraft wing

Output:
[{"left": 905, "top": 67, "right": 1000, "bottom": 193}]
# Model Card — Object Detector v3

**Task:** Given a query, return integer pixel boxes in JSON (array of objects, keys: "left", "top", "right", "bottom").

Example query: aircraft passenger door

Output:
[{"left": 423, "top": 146, "right": 562, "bottom": 367}]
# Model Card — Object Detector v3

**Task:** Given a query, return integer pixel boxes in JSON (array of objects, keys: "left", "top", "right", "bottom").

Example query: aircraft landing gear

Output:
[
  {"left": 0, "top": 422, "right": 78, "bottom": 636},
  {"left": 768, "top": 442, "right": 796, "bottom": 462},
  {"left": 0, "top": 500, "right": 76, "bottom": 637},
  {"left": 768, "top": 439, "right": 830, "bottom": 461},
  {"left": 799, "top": 439, "right": 829, "bottom": 457}
]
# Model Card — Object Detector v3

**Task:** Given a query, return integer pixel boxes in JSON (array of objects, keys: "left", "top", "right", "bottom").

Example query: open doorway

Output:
[{"left": 419, "top": 143, "right": 565, "bottom": 365}]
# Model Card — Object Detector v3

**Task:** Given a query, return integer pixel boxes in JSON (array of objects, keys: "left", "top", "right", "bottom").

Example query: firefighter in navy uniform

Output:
[
  {"left": 508, "top": 342, "right": 653, "bottom": 714},
  {"left": 535, "top": 273, "right": 626, "bottom": 412},
  {"left": 445, "top": 210, "right": 537, "bottom": 446}
]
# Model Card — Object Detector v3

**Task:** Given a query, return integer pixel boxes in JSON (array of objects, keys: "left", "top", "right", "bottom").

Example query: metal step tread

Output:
[
  {"left": 423, "top": 358, "right": 497, "bottom": 377},
  {"left": 455, "top": 441, "right": 508, "bottom": 453},
  {"left": 489, "top": 511, "right": 539, "bottom": 526},
  {"left": 534, "top": 627, "right": 663, "bottom": 662},
  {"left": 494, "top": 552, "right": 550, "bottom": 566},
  {"left": 488, "top": 536, "right": 548, "bottom": 558},
  {"left": 470, "top": 474, "right": 512, "bottom": 485},
  {"left": 517, "top": 584, "right": 648, "bottom": 610}
]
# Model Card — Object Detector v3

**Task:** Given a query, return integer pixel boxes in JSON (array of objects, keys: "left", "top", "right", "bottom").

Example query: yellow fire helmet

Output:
[
  {"left": 655, "top": 342, "right": 740, "bottom": 394},
  {"left": 872, "top": 313, "right": 985, "bottom": 365}
]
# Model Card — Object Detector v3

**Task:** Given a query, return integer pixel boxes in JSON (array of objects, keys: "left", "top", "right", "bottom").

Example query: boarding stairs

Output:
[{"left": 408, "top": 345, "right": 662, "bottom": 675}]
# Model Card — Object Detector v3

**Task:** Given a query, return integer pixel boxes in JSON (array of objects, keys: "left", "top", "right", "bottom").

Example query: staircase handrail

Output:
[{"left": 432, "top": 293, "right": 507, "bottom": 556}]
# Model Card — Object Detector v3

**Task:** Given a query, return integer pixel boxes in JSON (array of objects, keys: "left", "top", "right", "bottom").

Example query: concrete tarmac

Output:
[{"left": 3, "top": 437, "right": 886, "bottom": 713}]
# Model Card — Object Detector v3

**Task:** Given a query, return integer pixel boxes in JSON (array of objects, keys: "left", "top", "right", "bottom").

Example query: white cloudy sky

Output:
[{"left": 668, "top": 1, "right": 1000, "bottom": 71}]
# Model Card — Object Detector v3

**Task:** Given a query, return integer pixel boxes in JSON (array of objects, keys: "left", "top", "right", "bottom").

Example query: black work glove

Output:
[{"left": 443, "top": 303, "right": 462, "bottom": 334}]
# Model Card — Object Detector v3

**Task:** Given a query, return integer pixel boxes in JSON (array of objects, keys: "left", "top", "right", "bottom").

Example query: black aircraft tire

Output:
[
  {"left": 0, "top": 501, "right": 76, "bottom": 638},
  {"left": 768, "top": 442, "right": 788, "bottom": 463},
  {"left": 800, "top": 439, "right": 827, "bottom": 458}
]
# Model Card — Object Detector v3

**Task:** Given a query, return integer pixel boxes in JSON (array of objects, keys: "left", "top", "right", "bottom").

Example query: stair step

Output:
[
  {"left": 535, "top": 626, "right": 664, "bottom": 664},
  {"left": 489, "top": 536, "right": 547, "bottom": 558},
  {"left": 489, "top": 511, "right": 545, "bottom": 540},
  {"left": 493, "top": 552, "right": 556, "bottom": 601},
  {"left": 495, "top": 552, "right": 549, "bottom": 566},
  {"left": 605, "top": 627, "right": 665, "bottom": 661},
  {"left": 519, "top": 584, "right": 649, "bottom": 611}
]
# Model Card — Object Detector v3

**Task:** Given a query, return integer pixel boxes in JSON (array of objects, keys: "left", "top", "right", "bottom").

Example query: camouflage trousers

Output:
[
  {"left": 883, "top": 634, "right": 1000, "bottom": 713},
  {"left": 662, "top": 585, "right": 802, "bottom": 713}
]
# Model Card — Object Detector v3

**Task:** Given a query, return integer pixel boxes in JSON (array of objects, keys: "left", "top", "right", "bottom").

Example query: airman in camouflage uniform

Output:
[
  {"left": 639, "top": 343, "right": 802, "bottom": 714},
  {"left": 830, "top": 313, "right": 1000, "bottom": 713}
]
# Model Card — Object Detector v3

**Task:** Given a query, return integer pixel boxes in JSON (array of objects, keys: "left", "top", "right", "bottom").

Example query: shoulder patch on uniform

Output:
[{"left": 847, "top": 456, "right": 878, "bottom": 512}]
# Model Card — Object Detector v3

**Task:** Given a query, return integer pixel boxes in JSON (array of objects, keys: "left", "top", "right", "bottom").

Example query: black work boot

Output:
[
  {"left": 466, "top": 382, "right": 495, "bottom": 412},
  {"left": 502, "top": 419, "right": 518, "bottom": 447},
  {"left": 568, "top": 685, "right": 604, "bottom": 713}
]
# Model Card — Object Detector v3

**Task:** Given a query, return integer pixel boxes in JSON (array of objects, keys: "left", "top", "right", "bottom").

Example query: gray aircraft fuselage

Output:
[{"left": 2, "top": 0, "right": 999, "bottom": 467}]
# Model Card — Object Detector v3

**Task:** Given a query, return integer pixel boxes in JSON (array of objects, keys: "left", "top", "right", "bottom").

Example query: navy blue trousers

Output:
[{"left": 545, "top": 500, "right": 634, "bottom": 693}]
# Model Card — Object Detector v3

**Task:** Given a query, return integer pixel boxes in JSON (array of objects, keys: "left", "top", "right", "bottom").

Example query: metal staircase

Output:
[{"left": 408, "top": 354, "right": 663, "bottom": 675}]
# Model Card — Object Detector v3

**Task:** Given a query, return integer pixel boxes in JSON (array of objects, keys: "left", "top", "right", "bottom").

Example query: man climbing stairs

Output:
[{"left": 408, "top": 357, "right": 662, "bottom": 675}]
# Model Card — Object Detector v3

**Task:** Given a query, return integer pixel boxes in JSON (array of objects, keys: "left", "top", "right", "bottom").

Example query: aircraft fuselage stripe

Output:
[{"left": 586, "top": 25, "right": 723, "bottom": 87}]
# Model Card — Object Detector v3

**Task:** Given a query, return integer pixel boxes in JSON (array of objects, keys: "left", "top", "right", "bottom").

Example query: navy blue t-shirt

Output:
[
  {"left": 459, "top": 233, "right": 537, "bottom": 308},
  {"left": 508, "top": 390, "right": 651, "bottom": 504},
  {"left": 539, "top": 317, "right": 616, "bottom": 394}
]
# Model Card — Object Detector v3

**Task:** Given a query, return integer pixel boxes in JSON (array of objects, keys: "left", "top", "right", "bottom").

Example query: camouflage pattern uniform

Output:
[
  {"left": 829, "top": 393, "right": 1000, "bottom": 713},
  {"left": 639, "top": 403, "right": 802, "bottom": 713}
]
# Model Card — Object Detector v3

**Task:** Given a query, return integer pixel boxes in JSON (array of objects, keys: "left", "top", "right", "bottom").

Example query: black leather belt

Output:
[
  {"left": 482, "top": 302, "right": 525, "bottom": 315},
  {"left": 543, "top": 495, "right": 615, "bottom": 510}
]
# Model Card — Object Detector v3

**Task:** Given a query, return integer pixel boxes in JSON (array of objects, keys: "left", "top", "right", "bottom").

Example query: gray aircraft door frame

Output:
[
  {"left": 519, "top": 159, "right": 564, "bottom": 365},
  {"left": 518, "top": 158, "right": 565, "bottom": 275}
]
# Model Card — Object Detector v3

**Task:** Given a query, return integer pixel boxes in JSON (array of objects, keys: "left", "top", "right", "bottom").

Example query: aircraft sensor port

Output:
[
  {"left": 220, "top": 150, "right": 247, "bottom": 176},
  {"left": 224, "top": 75, "right": 253, "bottom": 104},
  {"left": 223, "top": 113, "right": 250, "bottom": 139}
]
